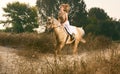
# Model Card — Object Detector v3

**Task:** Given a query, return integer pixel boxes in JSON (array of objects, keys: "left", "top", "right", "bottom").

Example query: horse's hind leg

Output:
[{"left": 72, "top": 41, "right": 79, "bottom": 54}]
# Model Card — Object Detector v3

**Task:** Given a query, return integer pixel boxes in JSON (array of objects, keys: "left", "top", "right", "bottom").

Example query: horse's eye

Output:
[
  {"left": 47, "top": 17, "right": 53, "bottom": 24},
  {"left": 46, "top": 22, "right": 51, "bottom": 25},
  {"left": 48, "top": 20, "right": 53, "bottom": 24}
]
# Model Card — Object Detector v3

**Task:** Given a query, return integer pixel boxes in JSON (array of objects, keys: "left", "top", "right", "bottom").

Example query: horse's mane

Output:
[{"left": 52, "top": 17, "right": 61, "bottom": 25}]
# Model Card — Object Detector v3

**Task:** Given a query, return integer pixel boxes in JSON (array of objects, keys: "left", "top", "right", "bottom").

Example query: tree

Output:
[
  {"left": 36, "top": 0, "right": 58, "bottom": 23},
  {"left": 88, "top": 8, "right": 110, "bottom": 22},
  {"left": 100, "top": 21, "right": 115, "bottom": 38},
  {"left": 2, "top": 2, "right": 38, "bottom": 33},
  {"left": 36, "top": 0, "right": 88, "bottom": 27},
  {"left": 85, "top": 7, "right": 110, "bottom": 35},
  {"left": 86, "top": 7, "right": 120, "bottom": 40}
]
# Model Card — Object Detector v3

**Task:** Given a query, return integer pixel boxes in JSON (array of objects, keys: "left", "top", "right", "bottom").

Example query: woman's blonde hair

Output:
[{"left": 59, "top": 4, "right": 70, "bottom": 13}]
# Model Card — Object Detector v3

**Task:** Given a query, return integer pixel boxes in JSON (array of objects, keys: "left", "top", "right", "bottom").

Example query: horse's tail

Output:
[
  {"left": 78, "top": 27, "right": 86, "bottom": 43},
  {"left": 80, "top": 38, "right": 86, "bottom": 43},
  {"left": 78, "top": 27, "right": 85, "bottom": 37}
]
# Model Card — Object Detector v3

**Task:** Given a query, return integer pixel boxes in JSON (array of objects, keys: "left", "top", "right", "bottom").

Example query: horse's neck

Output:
[
  {"left": 53, "top": 19, "right": 62, "bottom": 33},
  {"left": 52, "top": 18, "right": 66, "bottom": 36},
  {"left": 54, "top": 25, "right": 63, "bottom": 34},
  {"left": 53, "top": 25, "right": 65, "bottom": 37}
]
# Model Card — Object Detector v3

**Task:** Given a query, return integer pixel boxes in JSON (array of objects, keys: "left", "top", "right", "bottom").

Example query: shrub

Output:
[
  {"left": 79, "top": 33, "right": 112, "bottom": 52},
  {"left": 0, "top": 32, "right": 55, "bottom": 53}
]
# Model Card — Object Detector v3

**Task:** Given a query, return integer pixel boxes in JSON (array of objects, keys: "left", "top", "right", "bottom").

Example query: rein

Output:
[
  {"left": 53, "top": 25, "right": 69, "bottom": 44},
  {"left": 53, "top": 25, "right": 61, "bottom": 29},
  {"left": 48, "top": 25, "right": 61, "bottom": 33}
]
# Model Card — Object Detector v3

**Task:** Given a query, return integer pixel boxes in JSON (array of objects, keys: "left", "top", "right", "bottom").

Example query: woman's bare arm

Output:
[{"left": 62, "top": 13, "right": 68, "bottom": 25}]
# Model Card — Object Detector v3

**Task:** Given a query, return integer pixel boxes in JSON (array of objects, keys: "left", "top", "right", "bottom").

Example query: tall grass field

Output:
[{"left": 0, "top": 32, "right": 120, "bottom": 74}]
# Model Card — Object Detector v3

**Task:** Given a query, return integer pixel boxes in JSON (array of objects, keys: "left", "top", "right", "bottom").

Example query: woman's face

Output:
[{"left": 59, "top": 6, "right": 64, "bottom": 11}]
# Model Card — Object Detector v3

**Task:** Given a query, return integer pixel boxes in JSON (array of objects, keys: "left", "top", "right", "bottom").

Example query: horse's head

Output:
[
  {"left": 46, "top": 16, "right": 59, "bottom": 32},
  {"left": 45, "top": 17, "right": 54, "bottom": 32}
]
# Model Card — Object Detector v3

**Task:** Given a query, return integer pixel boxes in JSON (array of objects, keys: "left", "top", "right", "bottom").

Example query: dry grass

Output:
[
  {"left": 8, "top": 44, "right": 120, "bottom": 74},
  {"left": 0, "top": 32, "right": 55, "bottom": 53},
  {"left": 79, "top": 33, "right": 112, "bottom": 52},
  {"left": 0, "top": 43, "right": 120, "bottom": 74},
  {"left": 42, "top": 47, "right": 120, "bottom": 74},
  {"left": 0, "top": 32, "right": 120, "bottom": 74},
  {"left": 0, "top": 56, "right": 2, "bottom": 72},
  {"left": 0, "top": 32, "right": 112, "bottom": 54}
]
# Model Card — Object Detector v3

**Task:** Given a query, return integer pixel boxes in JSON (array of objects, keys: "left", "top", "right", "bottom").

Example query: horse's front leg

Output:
[{"left": 55, "top": 43, "right": 64, "bottom": 56}]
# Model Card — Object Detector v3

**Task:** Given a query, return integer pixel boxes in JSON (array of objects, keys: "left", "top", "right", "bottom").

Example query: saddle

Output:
[{"left": 64, "top": 27, "right": 75, "bottom": 41}]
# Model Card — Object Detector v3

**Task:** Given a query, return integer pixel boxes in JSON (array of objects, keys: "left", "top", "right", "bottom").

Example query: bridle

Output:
[
  {"left": 53, "top": 25, "right": 61, "bottom": 29},
  {"left": 46, "top": 22, "right": 62, "bottom": 32},
  {"left": 46, "top": 17, "right": 62, "bottom": 32}
]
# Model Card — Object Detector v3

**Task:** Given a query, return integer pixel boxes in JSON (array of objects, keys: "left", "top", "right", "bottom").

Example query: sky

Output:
[
  {"left": 0, "top": 0, "right": 120, "bottom": 29},
  {"left": 84, "top": 0, "right": 120, "bottom": 20}
]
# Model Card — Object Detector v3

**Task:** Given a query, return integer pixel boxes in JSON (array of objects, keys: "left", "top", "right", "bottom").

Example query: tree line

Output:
[{"left": 0, "top": 0, "right": 120, "bottom": 40}]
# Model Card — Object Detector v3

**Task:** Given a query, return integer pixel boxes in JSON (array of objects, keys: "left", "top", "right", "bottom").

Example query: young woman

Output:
[{"left": 58, "top": 4, "right": 75, "bottom": 40}]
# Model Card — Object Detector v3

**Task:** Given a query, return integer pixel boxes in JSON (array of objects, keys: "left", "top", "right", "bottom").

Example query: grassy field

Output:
[
  {"left": 0, "top": 32, "right": 112, "bottom": 53},
  {"left": 0, "top": 32, "right": 120, "bottom": 74}
]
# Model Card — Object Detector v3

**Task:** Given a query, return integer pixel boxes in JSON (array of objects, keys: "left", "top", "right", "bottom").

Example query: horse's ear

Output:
[
  {"left": 47, "top": 17, "right": 51, "bottom": 22},
  {"left": 47, "top": 17, "right": 51, "bottom": 20},
  {"left": 51, "top": 16, "right": 54, "bottom": 19},
  {"left": 47, "top": 16, "right": 53, "bottom": 24}
]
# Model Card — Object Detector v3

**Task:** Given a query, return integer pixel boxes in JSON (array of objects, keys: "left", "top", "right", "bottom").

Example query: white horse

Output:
[{"left": 46, "top": 17, "right": 86, "bottom": 56}]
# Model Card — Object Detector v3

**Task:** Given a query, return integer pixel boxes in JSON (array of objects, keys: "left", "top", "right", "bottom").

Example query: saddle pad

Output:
[
  {"left": 65, "top": 26, "right": 85, "bottom": 36},
  {"left": 69, "top": 26, "right": 77, "bottom": 34}
]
